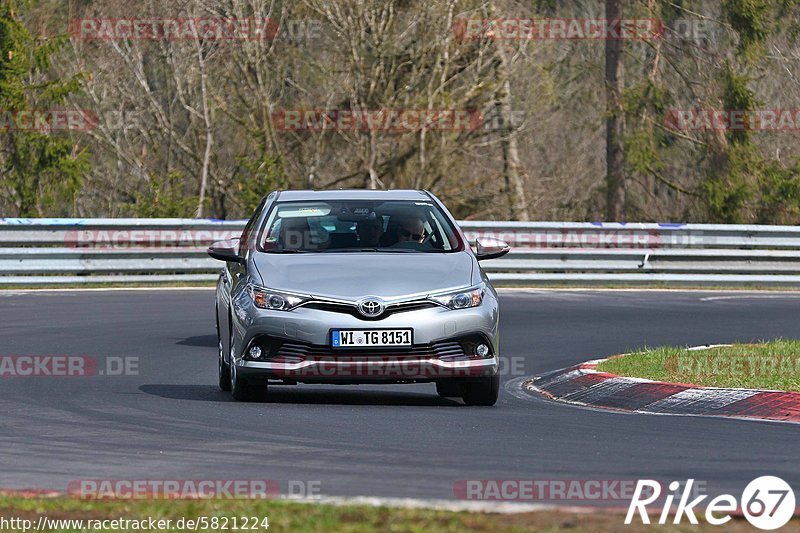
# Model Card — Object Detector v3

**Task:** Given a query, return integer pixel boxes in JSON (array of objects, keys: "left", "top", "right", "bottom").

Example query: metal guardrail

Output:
[{"left": 1, "top": 218, "right": 800, "bottom": 286}]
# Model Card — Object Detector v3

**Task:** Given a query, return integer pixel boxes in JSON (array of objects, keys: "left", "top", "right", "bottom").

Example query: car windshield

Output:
[{"left": 257, "top": 200, "right": 464, "bottom": 253}]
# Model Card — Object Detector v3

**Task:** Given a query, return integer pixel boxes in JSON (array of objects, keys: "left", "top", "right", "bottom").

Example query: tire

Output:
[
  {"left": 218, "top": 343, "right": 232, "bottom": 391},
  {"left": 435, "top": 381, "right": 463, "bottom": 397},
  {"left": 230, "top": 358, "right": 268, "bottom": 402},
  {"left": 462, "top": 374, "right": 500, "bottom": 406},
  {"left": 217, "top": 313, "right": 231, "bottom": 392},
  {"left": 226, "top": 312, "right": 267, "bottom": 401}
]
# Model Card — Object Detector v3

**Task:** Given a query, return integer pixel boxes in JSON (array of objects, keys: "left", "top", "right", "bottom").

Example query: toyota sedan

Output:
[{"left": 208, "top": 189, "right": 510, "bottom": 405}]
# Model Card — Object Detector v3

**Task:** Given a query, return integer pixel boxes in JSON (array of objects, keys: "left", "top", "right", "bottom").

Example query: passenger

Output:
[
  {"left": 356, "top": 218, "right": 384, "bottom": 247},
  {"left": 279, "top": 217, "right": 311, "bottom": 250}
]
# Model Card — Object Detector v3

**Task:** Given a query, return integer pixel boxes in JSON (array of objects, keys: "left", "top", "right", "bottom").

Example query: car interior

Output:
[{"left": 260, "top": 201, "right": 461, "bottom": 252}]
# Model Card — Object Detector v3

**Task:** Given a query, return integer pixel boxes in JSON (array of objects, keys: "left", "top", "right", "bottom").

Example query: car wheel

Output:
[
  {"left": 435, "top": 381, "right": 462, "bottom": 397},
  {"left": 228, "top": 319, "right": 267, "bottom": 402},
  {"left": 217, "top": 314, "right": 232, "bottom": 392},
  {"left": 462, "top": 374, "right": 499, "bottom": 406},
  {"left": 229, "top": 357, "right": 267, "bottom": 402},
  {"left": 218, "top": 341, "right": 232, "bottom": 392}
]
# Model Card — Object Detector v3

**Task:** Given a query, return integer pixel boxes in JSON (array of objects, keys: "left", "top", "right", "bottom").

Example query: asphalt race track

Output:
[{"left": 2, "top": 289, "right": 799, "bottom": 502}]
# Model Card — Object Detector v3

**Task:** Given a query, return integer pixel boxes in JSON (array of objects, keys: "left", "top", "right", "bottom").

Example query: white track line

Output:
[
  {"left": 699, "top": 294, "right": 800, "bottom": 301},
  {"left": 497, "top": 288, "right": 800, "bottom": 294},
  {"left": 503, "top": 376, "right": 536, "bottom": 400},
  {"left": 280, "top": 495, "right": 560, "bottom": 514}
]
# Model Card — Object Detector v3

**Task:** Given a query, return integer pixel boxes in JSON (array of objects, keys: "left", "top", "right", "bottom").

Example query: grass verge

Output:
[
  {"left": 0, "top": 496, "right": 784, "bottom": 532},
  {"left": 596, "top": 340, "right": 800, "bottom": 391}
]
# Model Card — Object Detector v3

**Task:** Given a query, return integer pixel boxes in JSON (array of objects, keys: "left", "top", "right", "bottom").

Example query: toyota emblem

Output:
[{"left": 357, "top": 297, "right": 385, "bottom": 318}]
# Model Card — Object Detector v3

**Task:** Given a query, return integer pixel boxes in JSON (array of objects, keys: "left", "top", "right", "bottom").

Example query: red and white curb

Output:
[{"left": 525, "top": 352, "right": 800, "bottom": 424}]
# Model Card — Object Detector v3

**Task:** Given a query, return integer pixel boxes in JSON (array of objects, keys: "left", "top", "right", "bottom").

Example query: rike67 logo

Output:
[{"left": 626, "top": 477, "right": 796, "bottom": 530}]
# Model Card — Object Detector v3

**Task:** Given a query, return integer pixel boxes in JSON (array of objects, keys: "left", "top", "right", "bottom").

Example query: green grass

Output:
[
  {"left": 597, "top": 340, "right": 800, "bottom": 391},
  {"left": 0, "top": 496, "right": 476, "bottom": 533},
  {"left": 0, "top": 495, "right": 778, "bottom": 532}
]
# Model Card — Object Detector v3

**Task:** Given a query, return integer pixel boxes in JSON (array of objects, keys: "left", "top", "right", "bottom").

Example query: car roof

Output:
[{"left": 274, "top": 189, "right": 432, "bottom": 202}]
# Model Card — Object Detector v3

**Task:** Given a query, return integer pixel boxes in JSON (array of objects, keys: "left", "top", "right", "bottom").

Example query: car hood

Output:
[{"left": 252, "top": 252, "right": 476, "bottom": 300}]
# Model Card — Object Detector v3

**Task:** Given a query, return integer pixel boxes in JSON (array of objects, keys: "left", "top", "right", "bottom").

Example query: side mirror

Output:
[
  {"left": 475, "top": 238, "right": 510, "bottom": 261},
  {"left": 207, "top": 238, "right": 245, "bottom": 265}
]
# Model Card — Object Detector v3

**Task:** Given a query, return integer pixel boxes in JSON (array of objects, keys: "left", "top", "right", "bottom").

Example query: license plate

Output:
[{"left": 331, "top": 329, "right": 413, "bottom": 348}]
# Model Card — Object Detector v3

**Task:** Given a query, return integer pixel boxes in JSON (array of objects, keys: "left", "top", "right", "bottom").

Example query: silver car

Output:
[{"left": 208, "top": 189, "right": 510, "bottom": 405}]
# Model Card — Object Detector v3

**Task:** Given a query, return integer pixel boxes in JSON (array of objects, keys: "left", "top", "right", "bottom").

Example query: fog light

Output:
[
  {"left": 475, "top": 344, "right": 490, "bottom": 357},
  {"left": 249, "top": 345, "right": 263, "bottom": 359}
]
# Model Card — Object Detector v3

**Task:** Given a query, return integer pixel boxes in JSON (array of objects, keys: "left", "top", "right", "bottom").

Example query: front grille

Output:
[
  {"left": 431, "top": 341, "right": 465, "bottom": 358},
  {"left": 271, "top": 339, "right": 466, "bottom": 360},
  {"left": 302, "top": 300, "right": 437, "bottom": 321}
]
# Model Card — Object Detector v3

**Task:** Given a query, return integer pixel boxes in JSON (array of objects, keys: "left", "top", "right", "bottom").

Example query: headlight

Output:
[
  {"left": 248, "top": 285, "right": 310, "bottom": 311},
  {"left": 428, "top": 283, "right": 485, "bottom": 310}
]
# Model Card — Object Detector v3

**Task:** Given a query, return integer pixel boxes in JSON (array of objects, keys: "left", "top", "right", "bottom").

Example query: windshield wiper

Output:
[
  {"left": 266, "top": 249, "right": 308, "bottom": 253},
  {"left": 318, "top": 248, "right": 380, "bottom": 253},
  {"left": 320, "top": 247, "right": 428, "bottom": 253}
]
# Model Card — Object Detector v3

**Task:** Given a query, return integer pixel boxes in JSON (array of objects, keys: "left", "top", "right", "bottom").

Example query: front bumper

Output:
[{"left": 231, "top": 293, "right": 500, "bottom": 384}]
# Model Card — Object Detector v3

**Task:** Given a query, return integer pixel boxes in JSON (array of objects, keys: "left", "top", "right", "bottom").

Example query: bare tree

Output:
[
  {"left": 605, "top": 0, "right": 625, "bottom": 221},
  {"left": 493, "top": 39, "right": 529, "bottom": 220}
]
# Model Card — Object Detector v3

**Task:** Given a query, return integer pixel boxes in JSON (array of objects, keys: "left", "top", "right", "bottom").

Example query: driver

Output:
[{"left": 395, "top": 216, "right": 426, "bottom": 244}]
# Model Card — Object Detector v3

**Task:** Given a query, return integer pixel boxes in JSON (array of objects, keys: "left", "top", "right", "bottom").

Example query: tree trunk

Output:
[
  {"left": 366, "top": 130, "right": 379, "bottom": 189},
  {"left": 605, "top": 0, "right": 626, "bottom": 221},
  {"left": 495, "top": 43, "right": 529, "bottom": 221},
  {"left": 194, "top": 43, "right": 213, "bottom": 218}
]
